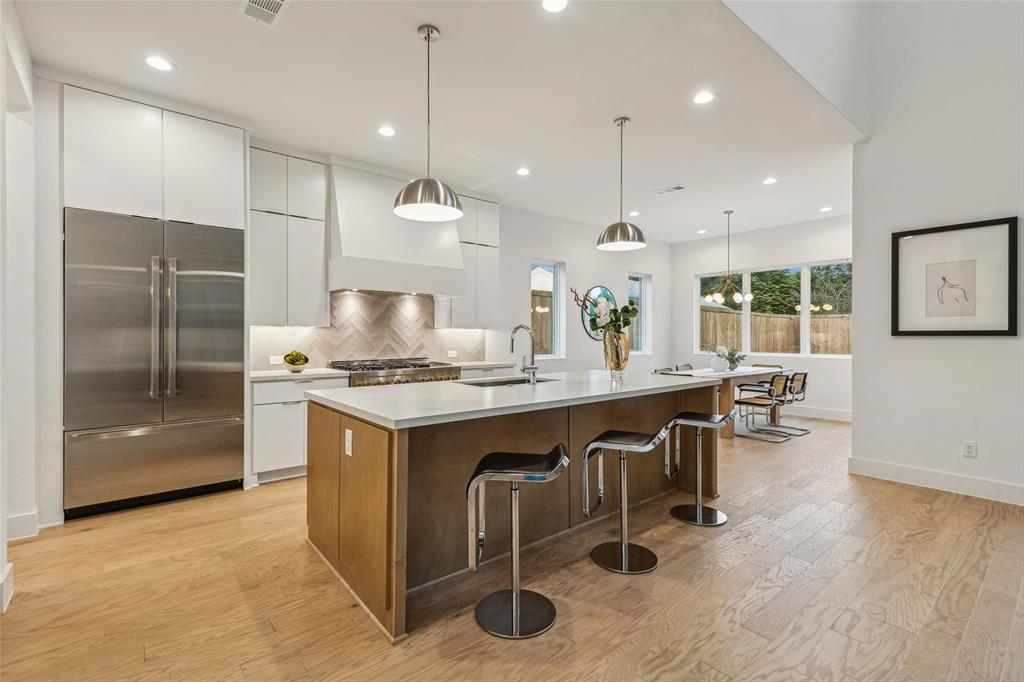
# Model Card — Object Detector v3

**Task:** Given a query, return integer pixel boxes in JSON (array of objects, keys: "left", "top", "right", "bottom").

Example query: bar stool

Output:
[
  {"left": 666, "top": 411, "right": 735, "bottom": 526},
  {"left": 467, "top": 443, "right": 569, "bottom": 639},
  {"left": 582, "top": 422, "right": 674, "bottom": 574}
]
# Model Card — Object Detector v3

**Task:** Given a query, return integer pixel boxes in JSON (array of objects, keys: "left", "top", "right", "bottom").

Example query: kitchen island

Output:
[{"left": 304, "top": 369, "right": 721, "bottom": 642}]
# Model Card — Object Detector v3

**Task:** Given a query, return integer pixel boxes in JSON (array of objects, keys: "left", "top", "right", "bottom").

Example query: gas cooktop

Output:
[
  {"left": 328, "top": 358, "right": 440, "bottom": 372},
  {"left": 327, "top": 358, "right": 459, "bottom": 386}
]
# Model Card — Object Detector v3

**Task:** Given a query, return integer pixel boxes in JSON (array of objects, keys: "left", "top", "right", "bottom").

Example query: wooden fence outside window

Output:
[{"left": 699, "top": 307, "right": 851, "bottom": 355}]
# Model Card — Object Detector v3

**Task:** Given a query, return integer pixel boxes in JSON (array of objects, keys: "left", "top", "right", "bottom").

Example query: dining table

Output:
[{"left": 660, "top": 366, "right": 791, "bottom": 438}]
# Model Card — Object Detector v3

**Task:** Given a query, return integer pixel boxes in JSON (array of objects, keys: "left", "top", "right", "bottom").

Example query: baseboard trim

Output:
[
  {"left": 7, "top": 511, "right": 39, "bottom": 540},
  {"left": 848, "top": 456, "right": 1024, "bottom": 506},
  {"left": 256, "top": 466, "right": 307, "bottom": 485},
  {"left": 786, "top": 405, "right": 852, "bottom": 422},
  {"left": 1, "top": 562, "right": 13, "bottom": 613}
]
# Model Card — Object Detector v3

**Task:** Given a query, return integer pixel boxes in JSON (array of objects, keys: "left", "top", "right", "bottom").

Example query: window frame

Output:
[
  {"left": 627, "top": 272, "right": 653, "bottom": 355},
  {"left": 694, "top": 257, "right": 851, "bottom": 359},
  {"left": 530, "top": 258, "right": 566, "bottom": 360}
]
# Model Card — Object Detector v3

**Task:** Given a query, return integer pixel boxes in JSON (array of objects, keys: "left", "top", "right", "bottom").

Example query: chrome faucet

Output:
[{"left": 510, "top": 324, "right": 539, "bottom": 384}]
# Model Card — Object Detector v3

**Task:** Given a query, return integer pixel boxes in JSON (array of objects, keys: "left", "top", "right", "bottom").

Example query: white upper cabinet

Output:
[
  {"left": 455, "top": 195, "right": 477, "bottom": 243},
  {"left": 287, "top": 157, "right": 327, "bottom": 220},
  {"left": 63, "top": 86, "right": 163, "bottom": 218},
  {"left": 450, "top": 243, "right": 479, "bottom": 329},
  {"left": 476, "top": 245, "right": 501, "bottom": 328},
  {"left": 248, "top": 210, "right": 288, "bottom": 326},
  {"left": 287, "top": 216, "right": 328, "bottom": 327},
  {"left": 476, "top": 200, "right": 500, "bottom": 247},
  {"left": 163, "top": 111, "right": 245, "bottom": 229},
  {"left": 250, "top": 149, "right": 288, "bottom": 214}
]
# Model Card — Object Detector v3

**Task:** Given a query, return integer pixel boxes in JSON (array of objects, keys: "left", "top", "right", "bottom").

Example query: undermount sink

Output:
[{"left": 458, "top": 376, "right": 558, "bottom": 387}]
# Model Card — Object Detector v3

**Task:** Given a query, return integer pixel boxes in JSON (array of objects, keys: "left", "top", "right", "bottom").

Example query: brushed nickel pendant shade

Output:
[
  {"left": 393, "top": 25, "right": 463, "bottom": 223},
  {"left": 596, "top": 116, "right": 646, "bottom": 252}
]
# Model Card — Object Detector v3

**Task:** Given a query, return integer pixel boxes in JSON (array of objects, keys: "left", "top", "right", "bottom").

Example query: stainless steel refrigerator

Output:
[{"left": 63, "top": 208, "right": 244, "bottom": 517}]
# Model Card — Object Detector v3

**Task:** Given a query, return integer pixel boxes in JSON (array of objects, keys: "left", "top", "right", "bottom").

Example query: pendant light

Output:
[
  {"left": 393, "top": 25, "right": 463, "bottom": 222},
  {"left": 596, "top": 116, "right": 646, "bottom": 251},
  {"left": 703, "top": 210, "right": 753, "bottom": 305}
]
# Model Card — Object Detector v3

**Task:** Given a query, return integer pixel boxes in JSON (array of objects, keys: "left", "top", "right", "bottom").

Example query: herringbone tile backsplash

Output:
[{"left": 249, "top": 290, "right": 485, "bottom": 369}]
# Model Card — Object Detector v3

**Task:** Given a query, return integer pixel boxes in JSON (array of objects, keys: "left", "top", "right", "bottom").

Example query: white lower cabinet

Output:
[{"left": 253, "top": 401, "right": 307, "bottom": 473}]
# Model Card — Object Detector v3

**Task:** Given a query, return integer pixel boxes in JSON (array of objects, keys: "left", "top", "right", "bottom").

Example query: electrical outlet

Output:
[
  {"left": 345, "top": 429, "right": 353, "bottom": 457},
  {"left": 269, "top": 355, "right": 284, "bottom": 366},
  {"left": 961, "top": 440, "right": 978, "bottom": 458},
  {"left": 447, "top": 350, "right": 457, "bottom": 358}
]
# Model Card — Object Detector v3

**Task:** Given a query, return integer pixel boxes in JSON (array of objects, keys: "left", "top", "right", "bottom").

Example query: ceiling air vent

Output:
[
  {"left": 241, "top": 0, "right": 286, "bottom": 26},
  {"left": 650, "top": 185, "right": 686, "bottom": 196}
]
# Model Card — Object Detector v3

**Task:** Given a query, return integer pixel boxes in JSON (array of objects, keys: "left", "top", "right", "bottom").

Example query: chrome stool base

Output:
[
  {"left": 475, "top": 589, "right": 556, "bottom": 639},
  {"left": 670, "top": 503, "right": 727, "bottom": 527},
  {"left": 590, "top": 541, "right": 658, "bottom": 574}
]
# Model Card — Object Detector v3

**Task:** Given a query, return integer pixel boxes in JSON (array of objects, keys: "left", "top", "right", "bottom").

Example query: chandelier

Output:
[{"left": 702, "top": 210, "right": 753, "bottom": 305}]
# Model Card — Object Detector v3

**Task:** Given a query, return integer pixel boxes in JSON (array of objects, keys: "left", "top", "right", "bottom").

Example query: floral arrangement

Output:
[
  {"left": 705, "top": 345, "right": 746, "bottom": 370},
  {"left": 570, "top": 287, "right": 638, "bottom": 334}
]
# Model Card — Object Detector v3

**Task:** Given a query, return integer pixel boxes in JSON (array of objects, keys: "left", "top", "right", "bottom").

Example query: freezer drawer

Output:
[{"left": 64, "top": 417, "right": 243, "bottom": 511}]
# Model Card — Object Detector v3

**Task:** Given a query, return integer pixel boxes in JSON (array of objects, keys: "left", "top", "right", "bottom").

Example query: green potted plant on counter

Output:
[
  {"left": 284, "top": 350, "right": 309, "bottom": 373},
  {"left": 571, "top": 287, "right": 639, "bottom": 381}
]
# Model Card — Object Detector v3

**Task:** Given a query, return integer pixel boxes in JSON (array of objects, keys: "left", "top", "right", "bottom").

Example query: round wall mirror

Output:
[{"left": 581, "top": 285, "right": 617, "bottom": 340}]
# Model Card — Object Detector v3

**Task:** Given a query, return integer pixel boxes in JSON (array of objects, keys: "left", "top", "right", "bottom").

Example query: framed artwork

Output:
[
  {"left": 581, "top": 285, "right": 616, "bottom": 340},
  {"left": 892, "top": 217, "right": 1017, "bottom": 335}
]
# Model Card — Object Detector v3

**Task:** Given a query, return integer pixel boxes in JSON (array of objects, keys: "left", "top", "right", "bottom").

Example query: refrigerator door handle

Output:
[
  {"left": 149, "top": 256, "right": 162, "bottom": 399},
  {"left": 166, "top": 256, "right": 178, "bottom": 398}
]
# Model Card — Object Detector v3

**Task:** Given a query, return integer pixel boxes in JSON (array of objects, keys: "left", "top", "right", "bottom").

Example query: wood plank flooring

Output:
[{"left": 2, "top": 418, "right": 1021, "bottom": 681}]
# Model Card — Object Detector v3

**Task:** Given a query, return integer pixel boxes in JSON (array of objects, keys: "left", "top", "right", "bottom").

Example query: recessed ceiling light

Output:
[
  {"left": 693, "top": 90, "right": 715, "bottom": 104},
  {"left": 629, "top": 210, "right": 640, "bottom": 217},
  {"left": 762, "top": 177, "right": 778, "bottom": 185},
  {"left": 819, "top": 206, "right": 833, "bottom": 213},
  {"left": 516, "top": 167, "right": 531, "bottom": 176},
  {"left": 697, "top": 229, "right": 708, "bottom": 235},
  {"left": 145, "top": 55, "right": 175, "bottom": 72},
  {"left": 542, "top": 0, "right": 568, "bottom": 12},
  {"left": 378, "top": 125, "right": 396, "bottom": 137}
]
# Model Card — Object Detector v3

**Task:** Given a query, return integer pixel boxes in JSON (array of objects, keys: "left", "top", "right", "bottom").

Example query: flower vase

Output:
[
  {"left": 728, "top": 360, "right": 739, "bottom": 371},
  {"left": 603, "top": 330, "right": 630, "bottom": 382},
  {"left": 710, "top": 355, "right": 728, "bottom": 372}
]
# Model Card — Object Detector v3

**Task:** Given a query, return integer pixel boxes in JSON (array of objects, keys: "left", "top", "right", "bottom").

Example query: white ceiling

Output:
[{"left": 17, "top": 0, "right": 861, "bottom": 243}]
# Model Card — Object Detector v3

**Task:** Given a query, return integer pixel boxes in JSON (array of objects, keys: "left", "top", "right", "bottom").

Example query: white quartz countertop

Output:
[
  {"left": 305, "top": 369, "right": 721, "bottom": 430},
  {"left": 450, "top": 361, "right": 516, "bottom": 370},
  {"left": 250, "top": 368, "right": 350, "bottom": 382}
]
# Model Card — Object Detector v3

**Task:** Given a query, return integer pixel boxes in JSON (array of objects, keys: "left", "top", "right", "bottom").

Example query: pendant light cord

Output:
[
  {"left": 425, "top": 33, "right": 431, "bottom": 178},
  {"left": 618, "top": 120, "right": 624, "bottom": 222},
  {"left": 727, "top": 211, "right": 731, "bottom": 274}
]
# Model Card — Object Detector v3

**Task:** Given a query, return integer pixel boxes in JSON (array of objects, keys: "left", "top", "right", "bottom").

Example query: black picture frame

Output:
[{"left": 891, "top": 217, "right": 1018, "bottom": 336}]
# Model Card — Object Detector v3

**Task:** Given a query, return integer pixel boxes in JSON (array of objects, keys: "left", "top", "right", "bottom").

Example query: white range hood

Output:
[{"left": 328, "top": 165, "right": 465, "bottom": 296}]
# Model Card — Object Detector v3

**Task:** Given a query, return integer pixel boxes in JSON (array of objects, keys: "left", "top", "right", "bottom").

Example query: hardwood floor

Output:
[{"left": 2, "top": 418, "right": 1021, "bottom": 681}]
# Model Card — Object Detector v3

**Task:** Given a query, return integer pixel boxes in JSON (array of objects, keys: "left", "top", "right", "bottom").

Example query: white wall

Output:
[
  {"left": 733, "top": 1, "right": 1023, "bottom": 504},
  {"left": 486, "top": 207, "right": 675, "bottom": 376},
  {"left": 1, "top": 0, "right": 34, "bottom": 612},
  {"left": 850, "top": 2, "right": 1024, "bottom": 504},
  {"left": 5, "top": 104, "right": 35, "bottom": 539},
  {"left": 671, "top": 216, "right": 853, "bottom": 420}
]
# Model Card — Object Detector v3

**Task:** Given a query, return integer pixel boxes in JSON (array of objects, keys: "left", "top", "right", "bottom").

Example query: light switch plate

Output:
[
  {"left": 345, "top": 429, "right": 353, "bottom": 457},
  {"left": 961, "top": 440, "right": 978, "bottom": 458},
  {"left": 269, "top": 355, "right": 284, "bottom": 366},
  {"left": 447, "top": 350, "right": 458, "bottom": 358}
]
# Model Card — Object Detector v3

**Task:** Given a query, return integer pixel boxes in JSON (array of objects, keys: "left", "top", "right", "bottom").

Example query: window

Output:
[
  {"left": 530, "top": 260, "right": 564, "bottom": 357},
  {"left": 810, "top": 262, "right": 852, "bottom": 354},
  {"left": 695, "top": 260, "right": 853, "bottom": 357},
  {"left": 699, "top": 275, "right": 741, "bottom": 351},
  {"left": 627, "top": 273, "right": 652, "bottom": 353},
  {"left": 750, "top": 268, "right": 802, "bottom": 354}
]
